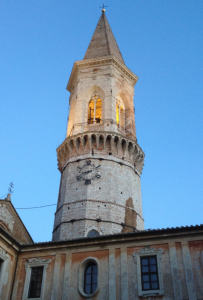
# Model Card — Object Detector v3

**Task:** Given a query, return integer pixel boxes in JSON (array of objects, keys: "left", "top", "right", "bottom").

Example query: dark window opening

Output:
[
  {"left": 87, "top": 229, "right": 100, "bottom": 238},
  {"left": 84, "top": 262, "right": 98, "bottom": 295},
  {"left": 28, "top": 266, "right": 44, "bottom": 298},
  {"left": 0, "top": 259, "right": 3, "bottom": 274},
  {"left": 141, "top": 256, "right": 159, "bottom": 291}
]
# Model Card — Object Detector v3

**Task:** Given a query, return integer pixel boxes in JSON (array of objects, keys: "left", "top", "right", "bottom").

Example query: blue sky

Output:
[{"left": 0, "top": 0, "right": 203, "bottom": 242}]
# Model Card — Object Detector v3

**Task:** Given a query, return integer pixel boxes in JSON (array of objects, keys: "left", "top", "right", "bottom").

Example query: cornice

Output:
[
  {"left": 0, "top": 227, "right": 20, "bottom": 251},
  {"left": 67, "top": 55, "right": 138, "bottom": 92},
  {"left": 25, "top": 258, "right": 51, "bottom": 271},
  {"left": 20, "top": 225, "right": 203, "bottom": 253},
  {"left": 133, "top": 246, "right": 164, "bottom": 263},
  {"left": 56, "top": 131, "right": 145, "bottom": 174}
]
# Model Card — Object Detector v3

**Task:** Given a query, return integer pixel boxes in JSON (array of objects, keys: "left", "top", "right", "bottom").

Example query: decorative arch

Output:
[
  {"left": 78, "top": 257, "right": 100, "bottom": 298},
  {"left": 84, "top": 85, "right": 105, "bottom": 125},
  {"left": 116, "top": 91, "right": 136, "bottom": 135},
  {"left": 116, "top": 91, "right": 130, "bottom": 110},
  {"left": 87, "top": 229, "right": 100, "bottom": 238},
  {"left": 116, "top": 93, "right": 125, "bottom": 129},
  {"left": 84, "top": 85, "right": 105, "bottom": 102},
  {"left": 88, "top": 93, "right": 102, "bottom": 124}
]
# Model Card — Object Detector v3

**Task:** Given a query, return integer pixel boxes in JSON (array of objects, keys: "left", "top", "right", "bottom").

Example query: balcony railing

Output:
[
  {"left": 88, "top": 118, "right": 101, "bottom": 125},
  {"left": 69, "top": 119, "right": 135, "bottom": 139}
]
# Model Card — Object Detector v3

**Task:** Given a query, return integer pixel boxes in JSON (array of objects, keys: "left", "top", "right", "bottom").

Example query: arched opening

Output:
[
  {"left": 116, "top": 100, "right": 124, "bottom": 129},
  {"left": 95, "top": 98, "right": 102, "bottom": 123},
  {"left": 106, "top": 135, "right": 111, "bottom": 151},
  {"left": 83, "top": 135, "right": 88, "bottom": 149},
  {"left": 91, "top": 134, "right": 97, "bottom": 148},
  {"left": 76, "top": 137, "right": 80, "bottom": 150},
  {"left": 84, "top": 262, "right": 98, "bottom": 295},
  {"left": 88, "top": 94, "right": 102, "bottom": 124},
  {"left": 98, "top": 135, "right": 104, "bottom": 149},
  {"left": 87, "top": 229, "right": 100, "bottom": 238},
  {"left": 88, "top": 99, "right": 94, "bottom": 124}
]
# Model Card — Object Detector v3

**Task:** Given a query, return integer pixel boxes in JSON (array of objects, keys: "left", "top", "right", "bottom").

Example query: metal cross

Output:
[{"left": 100, "top": 4, "right": 108, "bottom": 10}]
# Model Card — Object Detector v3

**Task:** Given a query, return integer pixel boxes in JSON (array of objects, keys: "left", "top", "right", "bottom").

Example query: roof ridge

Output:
[{"left": 103, "top": 12, "right": 110, "bottom": 55}]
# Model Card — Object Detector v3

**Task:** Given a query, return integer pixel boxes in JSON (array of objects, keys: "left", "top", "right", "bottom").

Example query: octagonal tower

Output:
[{"left": 52, "top": 10, "right": 145, "bottom": 241}]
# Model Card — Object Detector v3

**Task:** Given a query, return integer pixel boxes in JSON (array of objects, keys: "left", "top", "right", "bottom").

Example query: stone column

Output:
[
  {"left": 109, "top": 248, "right": 116, "bottom": 300},
  {"left": 120, "top": 247, "right": 129, "bottom": 300},
  {"left": 182, "top": 241, "right": 197, "bottom": 300},
  {"left": 168, "top": 242, "right": 182, "bottom": 300},
  {"left": 62, "top": 253, "right": 72, "bottom": 300},
  {"left": 118, "top": 104, "right": 121, "bottom": 128},
  {"left": 94, "top": 98, "right": 96, "bottom": 123},
  {"left": 51, "top": 254, "right": 61, "bottom": 300}
]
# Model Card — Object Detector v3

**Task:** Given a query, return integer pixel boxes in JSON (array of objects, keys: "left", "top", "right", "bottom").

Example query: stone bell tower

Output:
[{"left": 52, "top": 10, "right": 145, "bottom": 241}]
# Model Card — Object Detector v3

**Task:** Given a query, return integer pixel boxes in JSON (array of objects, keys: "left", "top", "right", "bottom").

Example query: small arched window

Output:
[
  {"left": 116, "top": 100, "right": 124, "bottom": 129},
  {"left": 84, "top": 262, "right": 98, "bottom": 295},
  {"left": 88, "top": 94, "right": 102, "bottom": 124},
  {"left": 87, "top": 229, "right": 100, "bottom": 238}
]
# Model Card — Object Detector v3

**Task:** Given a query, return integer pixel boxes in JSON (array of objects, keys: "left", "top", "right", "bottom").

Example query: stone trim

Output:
[
  {"left": 62, "top": 156, "right": 140, "bottom": 177},
  {"left": 69, "top": 118, "right": 136, "bottom": 141},
  {"left": 132, "top": 246, "right": 164, "bottom": 297},
  {"left": 182, "top": 242, "right": 197, "bottom": 299},
  {"left": 0, "top": 247, "right": 9, "bottom": 261},
  {"left": 55, "top": 199, "right": 144, "bottom": 221},
  {"left": 53, "top": 217, "right": 138, "bottom": 233},
  {"left": 67, "top": 55, "right": 138, "bottom": 92},
  {"left": 121, "top": 247, "right": 129, "bottom": 300},
  {"left": 168, "top": 242, "right": 182, "bottom": 300},
  {"left": 78, "top": 257, "right": 100, "bottom": 298},
  {"left": 22, "top": 258, "right": 51, "bottom": 300},
  {"left": 57, "top": 131, "right": 144, "bottom": 174},
  {"left": 0, "top": 203, "right": 14, "bottom": 231},
  {"left": 0, "top": 247, "right": 9, "bottom": 297}
]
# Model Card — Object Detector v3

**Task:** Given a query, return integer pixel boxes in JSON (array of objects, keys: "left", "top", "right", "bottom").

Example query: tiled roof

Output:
[{"left": 25, "top": 224, "right": 203, "bottom": 246}]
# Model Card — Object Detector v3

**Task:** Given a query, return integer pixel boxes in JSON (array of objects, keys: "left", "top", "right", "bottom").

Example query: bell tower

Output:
[{"left": 52, "top": 10, "right": 145, "bottom": 241}]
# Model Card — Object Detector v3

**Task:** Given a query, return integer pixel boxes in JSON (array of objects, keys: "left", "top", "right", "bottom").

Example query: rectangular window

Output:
[
  {"left": 28, "top": 266, "right": 44, "bottom": 298},
  {"left": 141, "top": 256, "right": 159, "bottom": 291}
]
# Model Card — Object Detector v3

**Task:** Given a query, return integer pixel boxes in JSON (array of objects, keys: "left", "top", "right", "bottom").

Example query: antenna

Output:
[{"left": 8, "top": 182, "right": 14, "bottom": 194}]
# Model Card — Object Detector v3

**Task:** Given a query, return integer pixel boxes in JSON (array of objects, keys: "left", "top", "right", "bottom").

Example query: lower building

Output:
[{"left": 0, "top": 218, "right": 203, "bottom": 299}]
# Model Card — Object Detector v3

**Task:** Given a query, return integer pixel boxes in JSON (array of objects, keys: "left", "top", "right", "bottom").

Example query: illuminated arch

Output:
[
  {"left": 88, "top": 92, "right": 102, "bottom": 124},
  {"left": 116, "top": 98, "right": 125, "bottom": 129}
]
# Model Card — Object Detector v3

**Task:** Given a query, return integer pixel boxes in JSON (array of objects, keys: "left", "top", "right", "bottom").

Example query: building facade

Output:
[{"left": 0, "top": 10, "right": 203, "bottom": 300}]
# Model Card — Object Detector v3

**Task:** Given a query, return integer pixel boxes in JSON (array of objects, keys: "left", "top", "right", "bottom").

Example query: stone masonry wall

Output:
[
  {"left": 55, "top": 57, "right": 143, "bottom": 242},
  {"left": 66, "top": 59, "right": 137, "bottom": 139},
  {"left": 0, "top": 200, "right": 33, "bottom": 244},
  {"left": 53, "top": 154, "right": 144, "bottom": 241}
]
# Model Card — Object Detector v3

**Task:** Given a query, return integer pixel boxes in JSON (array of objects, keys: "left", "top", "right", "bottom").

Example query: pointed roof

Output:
[{"left": 84, "top": 11, "right": 125, "bottom": 64}]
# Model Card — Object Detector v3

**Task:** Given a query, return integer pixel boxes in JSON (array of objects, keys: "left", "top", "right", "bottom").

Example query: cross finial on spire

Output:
[{"left": 100, "top": 3, "right": 108, "bottom": 12}]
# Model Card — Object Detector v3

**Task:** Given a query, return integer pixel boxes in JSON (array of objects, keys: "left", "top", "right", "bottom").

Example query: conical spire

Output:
[{"left": 84, "top": 11, "right": 125, "bottom": 64}]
